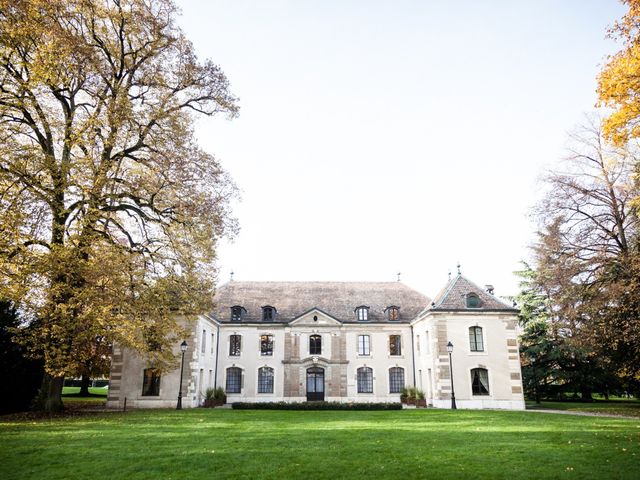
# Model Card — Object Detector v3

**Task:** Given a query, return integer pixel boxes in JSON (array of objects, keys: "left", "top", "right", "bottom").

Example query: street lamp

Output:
[
  {"left": 447, "top": 341, "right": 457, "bottom": 410},
  {"left": 176, "top": 340, "right": 188, "bottom": 410}
]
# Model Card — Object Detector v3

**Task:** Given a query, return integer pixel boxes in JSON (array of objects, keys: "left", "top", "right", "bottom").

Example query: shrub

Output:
[
  {"left": 213, "top": 386, "right": 226, "bottom": 404},
  {"left": 231, "top": 402, "right": 402, "bottom": 411}
]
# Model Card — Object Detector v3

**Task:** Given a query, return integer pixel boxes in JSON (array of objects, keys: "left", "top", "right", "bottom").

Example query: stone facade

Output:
[{"left": 106, "top": 276, "right": 526, "bottom": 410}]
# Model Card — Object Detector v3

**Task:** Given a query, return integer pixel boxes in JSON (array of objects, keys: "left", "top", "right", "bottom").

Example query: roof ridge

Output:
[{"left": 433, "top": 274, "right": 460, "bottom": 308}]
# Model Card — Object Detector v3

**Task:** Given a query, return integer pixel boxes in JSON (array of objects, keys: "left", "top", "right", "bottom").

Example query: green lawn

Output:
[
  {"left": 1, "top": 409, "right": 638, "bottom": 480},
  {"left": 526, "top": 399, "right": 640, "bottom": 418},
  {"left": 61, "top": 386, "right": 107, "bottom": 405}
]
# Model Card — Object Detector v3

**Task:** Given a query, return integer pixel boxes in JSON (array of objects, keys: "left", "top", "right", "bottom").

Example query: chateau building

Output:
[{"left": 106, "top": 274, "right": 525, "bottom": 410}]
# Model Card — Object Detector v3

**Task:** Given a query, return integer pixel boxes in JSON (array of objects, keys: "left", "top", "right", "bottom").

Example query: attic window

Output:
[
  {"left": 385, "top": 306, "right": 400, "bottom": 321},
  {"left": 230, "top": 306, "right": 245, "bottom": 322},
  {"left": 355, "top": 306, "right": 369, "bottom": 321},
  {"left": 262, "top": 306, "right": 276, "bottom": 322},
  {"left": 466, "top": 293, "right": 481, "bottom": 309}
]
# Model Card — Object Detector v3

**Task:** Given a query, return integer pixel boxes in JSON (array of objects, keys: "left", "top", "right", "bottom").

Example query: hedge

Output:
[{"left": 231, "top": 401, "right": 402, "bottom": 410}]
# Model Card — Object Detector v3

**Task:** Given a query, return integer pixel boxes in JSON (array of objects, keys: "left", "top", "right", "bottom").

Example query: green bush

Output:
[
  {"left": 213, "top": 386, "right": 226, "bottom": 403},
  {"left": 232, "top": 401, "right": 402, "bottom": 411}
]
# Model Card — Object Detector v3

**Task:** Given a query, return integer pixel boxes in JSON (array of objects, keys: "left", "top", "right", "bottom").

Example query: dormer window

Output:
[
  {"left": 262, "top": 306, "right": 276, "bottom": 322},
  {"left": 466, "top": 293, "right": 481, "bottom": 309},
  {"left": 385, "top": 306, "right": 400, "bottom": 321},
  {"left": 355, "top": 306, "right": 369, "bottom": 321},
  {"left": 230, "top": 306, "right": 246, "bottom": 322}
]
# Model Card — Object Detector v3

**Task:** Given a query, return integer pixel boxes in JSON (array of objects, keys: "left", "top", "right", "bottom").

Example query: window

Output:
[
  {"left": 310, "top": 334, "right": 322, "bottom": 355},
  {"left": 389, "top": 367, "right": 405, "bottom": 393},
  {"left": 355, "top": 306, "right": 369, "bottom": 321},
  {"left": 357, "top": 335, "right": 370, "bottom": 355},
  {"left": 389, "top": 335, "right": 402, "bottom": 356},
  {"left": 385, "top": 306, "right": 400, "bottom": 321},
  {"left": 142, "top": 368, "right": 161, "bottom": 396},
  {"left": 425, "top": 331, "right": 430, "bottom": 354},
  {"left": 260, "top": 334, "right": 274, "bottom": 356},
  {"left": 258, "top": 367, "right": 274, "bottom": 393},
  {"left": 211, "top": 333, "right": 215, "bottom": 354},
  {"left": 231, "top": 306, "right": 245, "bottom": 322},
  {"left": 466, "top": 293, "right": 481, "bottom": 308},
  {"left": 416, "top": 334, "right": 420, "bottom": 353},
  {"left": 201, "top": 329, "right": 206, "bottom": 354},
  {"left": 357, "top": 367, "right": 373, "bottom": 393},
  {"left": 262, "top": 306, "right": 276, "bottom": 322},
  {"left": 469, "top": 326, "right": 484, "bottom": 352},
  {"left": 229, "top": 334, "right": 241, "bottom": 356},
  {"left": 226, "top": 367, "right": 242, "bottom": 393},
  {"left": 471, "top": 368, "right": 490, "bottom": 395}
]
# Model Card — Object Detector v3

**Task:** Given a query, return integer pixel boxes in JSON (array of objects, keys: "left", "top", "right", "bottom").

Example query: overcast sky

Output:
[{"left": 176, "top": 0, "right": 625, "bottom": 298}]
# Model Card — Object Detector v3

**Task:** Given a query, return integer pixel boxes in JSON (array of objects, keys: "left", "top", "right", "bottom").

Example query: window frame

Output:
[
  {"left": 357, "top": 334, "right": 370, "bottom": 356},
  {"left": 355, "top": 305, "right": 370, "bottom": 322},
  {"left": 230, "top": 305, "right": 246, "bottom": 322},
  {"left": 260, "top": 334, "right": 274, "bottom": 356},
  {"left": 229, "top": 334, "right": 241, "bottom": 356},
  {"left": 262, "top": 305, "right": 276, "bottom": 322},
  {"left": 309, "top": 334, "right": 322, "bottom": 355},
  {"left": 466, "top": 293, "right": 481, "bottom": 309},
  {"left": 389, "top": 367, "right": 405, "bottom": 393},
  {"left": 225, "top": 367, "right": 242, "bottom": 394},
  {"left": 471, "top": 368, "right": 490, "bottom": 396},
  {"left": 357, "top": 367, "right": 374, "bottom": 393},
  {"left": 389, "top": 334, "right": 402, "bottom": 356},
  {"left": 469, "top": 326, "right": 484, "bottom": 352},
  {"left": 257, "top": 366, "right": 274, "bottom": 394},
  {"left": 141, "top": 368, "right": 161, "bottom": 396},
  {"left": 385, "top": 306, "right": 400, "bottom": 321}
]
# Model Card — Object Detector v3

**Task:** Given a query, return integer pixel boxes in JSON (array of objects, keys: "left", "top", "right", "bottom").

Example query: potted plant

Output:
[
  {"left": 213, "top": 386, "right": 227, "bottom": 406},
  {"left": 400, "top": 386, "right": 409, "bottom": 404},
  {"left": 203, "top": 387, "right": 216, "bottom": 407},
  {"left": 405, "top": 387, "right": 417, "bottom": 405},
  {"left": 415, "top": 389, "right": 427, "bottom": 407}
]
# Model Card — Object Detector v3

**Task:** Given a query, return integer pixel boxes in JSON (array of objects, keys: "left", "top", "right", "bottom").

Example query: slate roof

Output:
[
  {"left": 211, "top": 281, "right": 431, "bottom": 323},
  {"left": 431, "top": 274, "right": 517, "bottom": 312}
]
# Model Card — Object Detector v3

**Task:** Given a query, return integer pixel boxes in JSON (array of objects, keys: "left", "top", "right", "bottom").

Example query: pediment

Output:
[{"left": 289, "top": 308, "right": 342, "bottom": 326}]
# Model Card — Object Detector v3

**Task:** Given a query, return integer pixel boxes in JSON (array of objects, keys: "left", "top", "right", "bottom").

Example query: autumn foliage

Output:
[{"left": 0, "top": 0, "right": 238, "bottom": 410}]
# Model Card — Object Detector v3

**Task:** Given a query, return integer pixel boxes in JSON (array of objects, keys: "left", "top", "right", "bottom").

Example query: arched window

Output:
[
  {"left": 258, "top": 367, "right": 274, "bottom": 394},
  {"left": 226, "top": 367, "right": 242, "bottom": 393},
  {"left": 469, "top": 326, "right": 484, "bottom": 352},
  {"left": 471, "top": 368, "right": 490, "bottom": 395},
  {"left": 389, "top": 367, "right": 405, "bottom": 393},
  {"left": 310, "top": 334, "right": 322, "bottom": 355},
  {"left": 385, "top": 306, "right": 400, "bottom": 321},
  {"left": 355, "top": 306, "right": 369, "bottom": 321},
  {"left": 357, "top": 367, "right": 373, "bottom": 393},
  {"left": 466, "top": 293, "right": 481, "bottom": 308},
  {"left": 230, "top": 306, "right": 246, "bottom": 322},
  {"left": 262, "top": 306, "right": 276, "bottom": 322},
  {"left": 142, "top": 368, "right": 161, "bottom": 396}
]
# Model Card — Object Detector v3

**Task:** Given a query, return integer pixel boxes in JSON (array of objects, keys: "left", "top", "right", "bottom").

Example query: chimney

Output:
[{"left": 485, "top": 284, "right": 494, "bottom": 295}]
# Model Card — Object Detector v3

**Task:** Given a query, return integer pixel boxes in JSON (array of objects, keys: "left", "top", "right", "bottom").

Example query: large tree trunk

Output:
[
  {"left": 79, "top": 375, "right": 91, "bottom": 396},
  {"left": 33, "top": 374, "right": 64, "bottom": 412}
]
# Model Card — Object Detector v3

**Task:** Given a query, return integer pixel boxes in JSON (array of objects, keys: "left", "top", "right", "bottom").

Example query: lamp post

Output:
[
  {"left": 447, "top": 341, "right": 457, "bottom": 410},
  {"left": 176, "top": 340, "right": 188, "bottom": 410}
]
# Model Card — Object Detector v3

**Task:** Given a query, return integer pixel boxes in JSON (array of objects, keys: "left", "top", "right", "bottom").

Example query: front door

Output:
[{"left": 306, "top": 367, "right": 325, "bottom": 401}]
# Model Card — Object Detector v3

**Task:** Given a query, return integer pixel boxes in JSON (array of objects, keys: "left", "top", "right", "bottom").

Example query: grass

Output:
[
  {"left": 526, "top": 398, "right": 640, "bottom": 418},
  {"left": 1, "top": 409, "right": 639, "bottom": 480},
  {"left": 61, "top": 386, "right": 107, "bottom": 405}
]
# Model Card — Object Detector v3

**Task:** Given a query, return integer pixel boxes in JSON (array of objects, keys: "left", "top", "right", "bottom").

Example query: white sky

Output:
[{"left": 176, "top": 0, "right": 625, "bottom": 298}]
